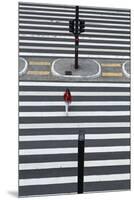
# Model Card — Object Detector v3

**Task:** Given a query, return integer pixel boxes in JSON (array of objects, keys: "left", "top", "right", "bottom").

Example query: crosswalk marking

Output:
[
  {"left": 19, "top": 39, "right": 130, "bottom": 47},
  {"left": 19, "top": 9, "right": 130, "bottom": 19},
  {"left": 19, "top": 53, "right": 130, "bottom": 59},
  {"left": 19, "top": 23, "right": 130, "bottom": 33},
  {"left": 19, "top": 101, "right": 130, "bottom": 106},
  {"left": 19, "top": 46, "right": 130, "bottom": 53},
  {"left": 19, "top": 82, "right": 130, "bottom": 196},
  {"left": 102, "top": 72, "right": 123, "bottom": 77},
  {"left": 19, "top": 159, "right": 130, "bottom": 170},
  {"left": 19, "top": 91, "right": 129, "bottom": 96},
  {"left": 19, "top": 173, "right": 130, "bottom": 186},
  {"left": 19, "top": 146, "right": 130, "bottom": 155},
  {"left": 19, "top": 111, "right": 130, "bottom": 117},
  {"left": 19, "top": 122, "right": 130, "bottom": 129},
  {"left": 19, "top": 13, "right": 130, "bottom": 22},
  {"left": 19, "top": 3, "right": 130, "bottom": 59},
  {"left": 19, "top": 134, "right": 130, "bottom": 141},
  {"left": 19, "top": 4, "right": 130, "bottom": 15},
  {"left": 19, "top": 19, "right": 130, "bottom": 27},
  {"left": 19, "top": 81, "right": 130, "bottom": 87}
]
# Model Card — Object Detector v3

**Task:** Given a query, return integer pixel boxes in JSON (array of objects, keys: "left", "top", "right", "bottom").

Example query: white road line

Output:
[
  {"left": 19, "top": 111, "right": 130, "bottom": 117},
  {"left": 19, "top": 133, "right": 130, "bottom": 141},
  {"left": 19, "top": 122, "right": 130, "bottom": 129},
  {"left": 19, "top": 18, "right": 130, "bottom": 27},
  {"left": 19, "top": 52, "right": 130, "bottom": 59},
  {"left": 19, "top": 39, "right": 130, "bottom": 47},
  {"left": 19, "top": 46, "right": 130, "bottom": 53},
  {"left": 19, "top": 101, "right": 130, "bottom": 106},
  {"left": 19, "top": 23, "right": 130, "bottom": 32},
  {"left": 19, "top": 5, "right": 75, "bottom": 11},
  {"left": 19, "top": 5, "right": 130, "bottom": 15},
  {"left": 19, "top": 91, "right": 130, "bottom": 96},
  {"left": 19, "top": 30, "right": 130, "bottom": 42},
  {"left": 19, "top": 13, "right": 130, "bottom": 23},
  {"left": 19, "top": 176, "right": 77, "bottom": 186},
  {"left": 19, "top": 81, "right": 130, "bottom": 87},
  {"left": 19, "top": 9, "right": 130, "bottom": 19},
  {"left": 84, "top": 173, "right": 130, "bottom": 182},
  {"left": 19, "top": 159, "right": 130, "bottom": 170},
  {"left": 19, "top": 173, "right": 130, "bottom": 186},
  {"left": 19, "top": 146, "right": 130, "bottom": 155}
]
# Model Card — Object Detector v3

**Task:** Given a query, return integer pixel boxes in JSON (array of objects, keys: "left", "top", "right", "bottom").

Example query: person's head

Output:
[{"left": 66, "top": 88, "right": 70, "bottom": 94}]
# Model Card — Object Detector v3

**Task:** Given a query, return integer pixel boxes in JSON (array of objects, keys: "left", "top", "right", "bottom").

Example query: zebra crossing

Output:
[
  {"left": 19, "top": 2, "right": 130, "bottom": 59},
  {"left": 19, "top": 81, "right": 130, "bottom": 196}
]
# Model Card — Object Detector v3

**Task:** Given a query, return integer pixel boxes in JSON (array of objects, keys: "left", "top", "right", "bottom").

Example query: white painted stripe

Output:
[
  {"left": 19, "top": 91, "right": 130, "bottom": 96},
  {"left": 19, "top": 122, "right": 130, "bottom": 129},
  {"left": 84, "top": 173, "right": 130, "bottom": 182},
  {"left": 19, "top": 173, "right": 130, "bottom": 186},
  {"left": 19, "top": 5, "right": 130, "bottom": 15},
  {"left": 19, "top": 161, "right": 78, "bottom": 170},
  {"left": 19, "top": 18, "right": 130, "bottom": 27},
  {"left": 19, "top": 9, "right": 130, "bottom": 19},
  {"left": 19, "top": 30, "right": 130, "bottom": 42},
  {"left": 19, "top": 46, "right": 130, "bottom": 53},
  {"left": 19, "top": 135, "right": 78, "bottom": 141},
  {"left": 19, "top": 52, "right": 130, "bottom": 59},
  {"left": 19, "top": 5, "right": 75, "bottom": 11},
  {"left": 19, "top": 23, "right": 130, "bottom": 32},
  {"left": 85, "top": 146, "right": 130, "bottom": 153},
  {"left": 19, "top": 101, "right": 130, "bottom": 106},
  {"left": 19, "top": 133, "right": 130, "bottom": 141},
  {"left": 86, "top": 134, "right": 130, "bottom": 139},
  {"left": 19, "top": 111, "right": 130, "bottom": 117},
  {"left": 19, "top": 176, "right": 77, "bottom": 186},
  {"left": 21, "top": 31, "right": 129, "bottom": 37},
  {"left": 19, "top": 146, "right": 130, "bottom": 155},
  {"left": 19, "top": 81, "right": 130, "bottom": 87},
  {"left": 19, "top": 147, "right": 77, "bottom": 155},
  {"left": 19, "top": 39, "right": 130, "bottom": 47},
  {"left": 19, "top": 13, "right": 130, "bottom": 22},
  {"left": 19, "top": 159, "right": 130, "bottom": 170}
]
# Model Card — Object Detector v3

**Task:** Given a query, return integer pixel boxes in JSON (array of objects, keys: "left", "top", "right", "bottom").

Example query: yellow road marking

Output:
[
  {"left": 29, "top": 61, "right": 51, "bottom": 66},
  {"left": 101, "top": 63, "right": 121, "bottom": 67},
  {"left": 102, "top": 72, "right": 123, "bottom": 77},
  {"left": 27, "top": 71, "right": 50, "bottom": 75}
]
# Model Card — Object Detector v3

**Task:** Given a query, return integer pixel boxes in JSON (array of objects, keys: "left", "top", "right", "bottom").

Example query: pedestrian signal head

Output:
[
  {"left": 69, "top": 20, "right": 74, "bottom": 33},
  {"left": 80, "top": 20, "right": 85, "bottom": 33}
]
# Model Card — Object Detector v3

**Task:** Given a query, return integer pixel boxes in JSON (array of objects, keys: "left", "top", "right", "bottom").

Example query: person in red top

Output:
[{"left": 64, "top": 88, "right": 72, "bottom": 116}]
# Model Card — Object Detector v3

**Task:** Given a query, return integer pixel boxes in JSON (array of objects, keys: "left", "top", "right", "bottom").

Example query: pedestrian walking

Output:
[{"left": 64, "top": 88, "right": 72, "bottom": 116}]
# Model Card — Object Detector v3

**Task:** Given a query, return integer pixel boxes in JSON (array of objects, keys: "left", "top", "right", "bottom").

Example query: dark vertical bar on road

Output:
[
  {"left": 75, "top": 6, "right": 79, "bottom": 69},
  {"left": 78, "top": 131, "right": 85, "bottom": 194}
]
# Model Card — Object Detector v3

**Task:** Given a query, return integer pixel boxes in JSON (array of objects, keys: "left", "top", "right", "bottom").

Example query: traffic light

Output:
[
  {"left": 80, "top": 20, "right": 85, "bottom": 33},
  {"left": 69, "top": 20, "right": 74, "bottom": 33}
]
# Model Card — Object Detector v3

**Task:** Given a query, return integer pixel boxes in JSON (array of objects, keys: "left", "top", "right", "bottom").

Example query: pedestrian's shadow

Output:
[{"left": 8, "top": 191, "right": 18, "bottom": 197}]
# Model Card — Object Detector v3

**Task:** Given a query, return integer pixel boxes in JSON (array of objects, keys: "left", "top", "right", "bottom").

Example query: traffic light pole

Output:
[
  {"left": 69, "top": 6, "right": 85, "bottom": 70},
  {"left": 75, "top": 6, "right": 79, "bottom": 69}
]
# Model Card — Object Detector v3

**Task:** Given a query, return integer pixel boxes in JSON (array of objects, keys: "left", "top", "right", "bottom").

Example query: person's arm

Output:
[{"left": 64, "top": 93, "right": 67, "bottom": 101}]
